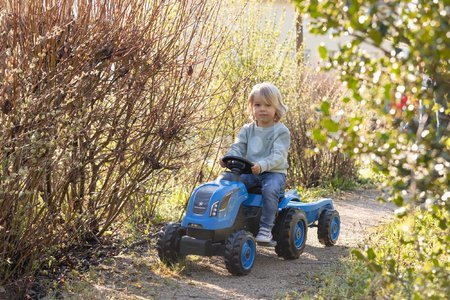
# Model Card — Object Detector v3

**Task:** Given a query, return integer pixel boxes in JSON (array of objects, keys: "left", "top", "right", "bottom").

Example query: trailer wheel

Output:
[
  {"left": 224, "top": 230, "right": 256, "bottom": 275},
  {"left": 157, "top": 222, "right": 186, "bottom": 265},
  {"left": 274, "top": 208, "right": 307, "bottom": 260},
  {"left": 318, "top": 209, "right": 340, "bottom": 246}
]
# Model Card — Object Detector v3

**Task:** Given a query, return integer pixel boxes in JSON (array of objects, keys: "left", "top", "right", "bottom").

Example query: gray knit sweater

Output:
[{"left": 226, "top": 122, "right": 290, "bottom": 174}]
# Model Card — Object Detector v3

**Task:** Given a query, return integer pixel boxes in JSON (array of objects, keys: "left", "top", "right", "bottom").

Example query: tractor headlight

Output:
[
  {"left": 210, "top": 193, "right": 232, "bottom": 217},
  {"left": 210, "top": 201, "right": 219, "bottom": 217}
]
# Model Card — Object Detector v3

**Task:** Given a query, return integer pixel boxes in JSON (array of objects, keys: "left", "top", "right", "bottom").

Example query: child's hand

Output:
[
  {"left": 219, "top": 157, "right": 226, "bottom": 168},
  {"left": 251, "top": 163, "right": 261, "bottom": 175}
]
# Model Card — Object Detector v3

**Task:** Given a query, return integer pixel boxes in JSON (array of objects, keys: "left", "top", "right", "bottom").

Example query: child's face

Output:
[{"left": 252, "top": 93, "right": 276, "bottom": 127}]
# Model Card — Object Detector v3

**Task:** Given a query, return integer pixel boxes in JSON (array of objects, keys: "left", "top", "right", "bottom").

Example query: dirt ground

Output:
[{"left": 60, "top": 188, "right": 395, "bottom": 300}]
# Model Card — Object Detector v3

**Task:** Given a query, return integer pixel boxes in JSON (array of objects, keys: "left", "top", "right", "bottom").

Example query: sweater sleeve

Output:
[
  {"left": 257, "top": 127, "right": 290, "bottom": 173},
  {"left": 225, "top": 126, "right": 248, "bottom": 157}
]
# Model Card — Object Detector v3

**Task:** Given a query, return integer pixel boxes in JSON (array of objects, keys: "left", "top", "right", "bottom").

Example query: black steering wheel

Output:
[{"left": 222, "top": 156, "right": 254, "bottom": 174}]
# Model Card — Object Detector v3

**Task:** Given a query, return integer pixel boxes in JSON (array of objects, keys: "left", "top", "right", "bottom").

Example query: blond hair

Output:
[{"left": 247, "top": 82, "right": 288, "bottom": 122}]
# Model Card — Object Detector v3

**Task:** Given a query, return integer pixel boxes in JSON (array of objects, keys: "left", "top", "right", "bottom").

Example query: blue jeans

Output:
[{"left": 241, "top": 172, "right": 286, "bottom": 230}]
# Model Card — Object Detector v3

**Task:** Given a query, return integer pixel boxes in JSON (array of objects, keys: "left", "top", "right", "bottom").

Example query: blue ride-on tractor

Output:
[{"left": 157, "top": 156, "right": 340, "bottom": 275}]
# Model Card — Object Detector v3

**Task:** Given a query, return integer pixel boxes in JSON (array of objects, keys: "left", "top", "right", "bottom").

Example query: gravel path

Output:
[{"left": 65, "top": 188, "right": 395, "bottom": 299}]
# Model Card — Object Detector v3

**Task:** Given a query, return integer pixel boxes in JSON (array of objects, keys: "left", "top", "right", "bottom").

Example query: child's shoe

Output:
[{"left": 255, "top": 227, "right": 273, "bottom": 243}]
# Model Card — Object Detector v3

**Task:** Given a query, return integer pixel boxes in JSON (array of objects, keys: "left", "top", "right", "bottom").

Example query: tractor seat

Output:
[{"left": 247, "top": 186, "right": 285, "bottom": 200}]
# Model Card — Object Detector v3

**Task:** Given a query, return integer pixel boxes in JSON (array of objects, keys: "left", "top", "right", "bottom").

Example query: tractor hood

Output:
[{"left": 181, "top": 179, "right": 247, "bottom": 230}]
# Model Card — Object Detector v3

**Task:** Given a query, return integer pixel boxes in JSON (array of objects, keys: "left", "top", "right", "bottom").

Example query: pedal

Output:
[{"left": 257, "top": 240, "right": 277, "bottom": 247}]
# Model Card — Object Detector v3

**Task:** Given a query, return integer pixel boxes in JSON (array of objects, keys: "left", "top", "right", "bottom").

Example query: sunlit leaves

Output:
[
  {"left": 321, "top": 119, "right": 339, "bottom": 133},
  {"left": 350, "top": 211, "right": 450, "bottom": 298},
  {"left": 295, "top": 0, "right": 449, "bottom": 297},
  {"left": 312, "top": 128, "right": 326, "bottom": 143}
]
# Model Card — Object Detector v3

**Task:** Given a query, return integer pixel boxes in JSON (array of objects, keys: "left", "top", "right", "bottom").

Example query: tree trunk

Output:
[{"left": 295, "top": 8, "right": 303, "bottom": 54}]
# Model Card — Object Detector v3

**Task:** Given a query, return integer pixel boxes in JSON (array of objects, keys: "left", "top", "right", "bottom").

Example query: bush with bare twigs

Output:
[
  {"left": 284, "top": 71, "right": 357, "bottom": 188},
  {"left": 0, "top": 0, "right": 226, "bottom": 290}
]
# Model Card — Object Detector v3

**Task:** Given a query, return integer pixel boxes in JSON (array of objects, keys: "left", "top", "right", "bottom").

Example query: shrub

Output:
[
  {"left": 295, "top": 0, "right": 449, "bottom": 296},
  {"left": 284, "top": 70, "right": 357, "bottom": 188},
  {"left": 0, "top": 0, "right": 225, "bottom": 290},
  {"left": 311, "top": 210, "right": 450, "bottom": 299}
]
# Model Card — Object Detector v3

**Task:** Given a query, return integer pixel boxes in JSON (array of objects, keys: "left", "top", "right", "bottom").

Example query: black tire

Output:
[
  {"left": 224, "top": 230, "right": 256, "bottom": 276},
  {"left": 274, "top": 208, "right": 307, "bottom": 260},
  {"left": 156, "top": 222, "right": 186, "bottom": 265},
  {"left": 318, "top": 209, "right": 340, "bottom": 246}
]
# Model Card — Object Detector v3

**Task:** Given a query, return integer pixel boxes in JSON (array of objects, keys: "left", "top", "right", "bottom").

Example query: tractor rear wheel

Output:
[
  {"left": 318, "top": 209, "right": 340, "bottom": 246},
  {"left": 224, "top": 230, "right": 256, "bottom": 275},
  {"left": 157, "top": 222, "right": 186, "bottom": 265},
  {"left": 274, "top": 208, "right": 307, "bottom": 260}
]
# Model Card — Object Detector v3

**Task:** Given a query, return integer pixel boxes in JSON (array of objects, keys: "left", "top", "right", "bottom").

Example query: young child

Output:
[{"left": 220, "top": 82, "right": 290, "bottom": 243}]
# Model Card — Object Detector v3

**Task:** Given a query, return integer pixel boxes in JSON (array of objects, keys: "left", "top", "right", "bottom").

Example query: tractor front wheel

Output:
[
  {"left": 274, "top": 208, "right": 307, "bottom": 260},
  {"left": 318, "top": 209, "right": 340, "bottom": 246},
  {"left": 224, "top": 230, "right": 256, "bottom": 276},
  {"left": 156, "top": 222, "right": 186, "bottom": 265}
]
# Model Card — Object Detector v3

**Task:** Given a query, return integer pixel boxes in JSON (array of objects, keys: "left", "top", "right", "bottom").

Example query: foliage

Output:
[
  {"left": 0, "top": 0, "right": 225, "bottom": 289},
  {"left": 307, "top": 210, "right": 449, "bottom": 299},
  {"left": 294, "top": 0, "right": 449, "bottom": 297}
]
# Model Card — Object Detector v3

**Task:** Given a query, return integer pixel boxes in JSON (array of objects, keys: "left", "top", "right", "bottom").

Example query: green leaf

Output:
[
  {"left": 320, "top": 101, "right": 331, "bottom": 115},
  {"left": 384, "top": 84, "right": 392, "bottom": 101},
  {"left": 348, "top": 1, "right": 360, "bottom": 15},
  {"left": 351, "top": 249, "right": 365, "bottom": 261},
  {"left": 348, "top": 78, "right": 358, "bottom": 91},
  {"left": 307, "top": 0, "right": 320, "bottom": 18},
  {"left": 438, "top": 219, "right": 447, "bottom": 230},
  {"left": 321, "top": 119, "right": 339, "bottom": 132},
  {"left": 386, "top": 258, "right": 397, "bottom": 273},
  {"left": 318, "top": 45, "right": 327, "bottom": 60},
  {"left": 367, "top": 248, "right": 376, "bottom": 260},
  {"left": 368, "top": 261, "right": 382, "bottom": 273},
  {"left": 392, "top": 196, "right": 404, "bottom": 206},
  {"left": 369, "top": 29, "right": 383, "bottom": 45},
  {"left": 312, "top": 128, "right": 326, "bottom": 143}
]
